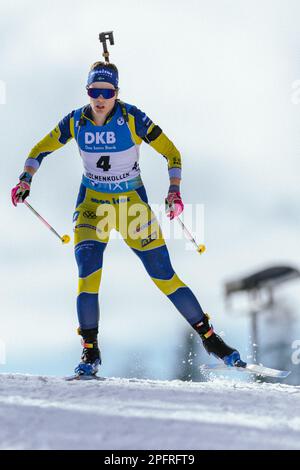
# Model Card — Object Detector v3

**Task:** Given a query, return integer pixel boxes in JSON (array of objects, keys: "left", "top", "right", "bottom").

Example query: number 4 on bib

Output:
[{"left": 97, "top": 156, "right": 111, "bottom": 171}]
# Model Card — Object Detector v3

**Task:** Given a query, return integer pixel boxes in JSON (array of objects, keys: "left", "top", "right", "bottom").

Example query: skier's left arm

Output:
[{"left": 146, "top": 126, "right": 184, "bottom": 219}]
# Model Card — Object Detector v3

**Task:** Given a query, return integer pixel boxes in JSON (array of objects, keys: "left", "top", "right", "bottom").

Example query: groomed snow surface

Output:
[{"left": 0, "top": 373, "right": 299, "bottom": 450}]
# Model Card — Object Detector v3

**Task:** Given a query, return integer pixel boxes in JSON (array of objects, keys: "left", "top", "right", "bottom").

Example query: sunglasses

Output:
[{"left": 87, "top": 88, "right": 117, "bottom": 99}]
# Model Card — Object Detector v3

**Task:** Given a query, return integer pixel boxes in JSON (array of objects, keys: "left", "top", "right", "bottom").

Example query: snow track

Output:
[{"left": 0, "top": 374, "right": 299, "bottom": 450}]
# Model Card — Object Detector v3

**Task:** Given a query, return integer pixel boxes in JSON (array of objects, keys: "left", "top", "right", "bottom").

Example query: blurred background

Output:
[{"left": 1, "top": 0, "right": 300, "bottom": 384}]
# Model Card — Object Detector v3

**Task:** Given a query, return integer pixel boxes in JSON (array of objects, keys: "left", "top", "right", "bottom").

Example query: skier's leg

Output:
[
  {"left": 118, "top": 186, "right": 205, "bottom": 325},
  {"left": 74, "top": 187, "right": 111, "bottom": 330},
  {"left": 119, "top": 186, "right": 242, "bottom": 365},
  {"left": 75, "top": 239, "right": 107, "bottom": 330},
  {"left": 74, "top": 238, "right": 106, "bottom": 374},
  {"left": 73, "top": 185, "right": 113, "bottom": 374},
  {"left": 131, "top": 243, "right": 206, "bottom": 326},
  {"left": 130, "top": 242, "right": 240, "bottom": 364}
]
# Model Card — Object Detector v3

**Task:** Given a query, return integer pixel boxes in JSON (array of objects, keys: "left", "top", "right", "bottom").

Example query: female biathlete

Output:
[{"left": 11, "top": 61, "right": 244, "bottom": 377}]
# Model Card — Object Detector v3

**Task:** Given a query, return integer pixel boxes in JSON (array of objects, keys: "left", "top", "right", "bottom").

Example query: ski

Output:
[
  {"left": 64, "top": 374, "right": 105, "bottom": 382},
  {"left": 201, "top": 363, "right": 291, "bottom": 379}
]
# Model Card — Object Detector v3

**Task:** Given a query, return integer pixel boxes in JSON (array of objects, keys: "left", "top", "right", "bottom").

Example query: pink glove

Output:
[
  {"left": 11, "top": 181, "right": 31, "bottom": 207},
  {"left": 165, "top": 191, "right": 184, "bottom": 220}
]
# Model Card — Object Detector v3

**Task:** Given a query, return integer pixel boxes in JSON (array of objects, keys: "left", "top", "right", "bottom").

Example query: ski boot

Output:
[
  {"left": 74, "top": 327, "right": 101, "bottom": 377},
  {"left": 193, "top": 314, "right": 245, "bottom": 367}
]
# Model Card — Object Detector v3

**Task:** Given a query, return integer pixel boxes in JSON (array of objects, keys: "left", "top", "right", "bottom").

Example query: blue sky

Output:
[{"left": 1, "top": 0, "right": 300, "bottom": 379}]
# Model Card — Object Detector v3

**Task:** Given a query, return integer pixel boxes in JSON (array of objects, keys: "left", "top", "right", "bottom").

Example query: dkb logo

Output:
[{"left": 85, "top": 132, "right": 116, "bottom": 145}]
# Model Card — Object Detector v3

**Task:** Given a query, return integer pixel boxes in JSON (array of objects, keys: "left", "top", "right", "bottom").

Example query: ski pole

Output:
[
  {"left": 165, "top": 199, "right": 206, "bottom": 254},
  {"left": 176, "top": 216, "right": 206, "bottom": 254},
  {"left": 24, "top": 201, "right": 70, "bottom": 245}
]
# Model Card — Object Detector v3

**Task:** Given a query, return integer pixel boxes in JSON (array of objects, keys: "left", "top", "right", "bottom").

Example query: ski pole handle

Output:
[{"left": 24, "top": 201, "right": 70, "bottom": 244}]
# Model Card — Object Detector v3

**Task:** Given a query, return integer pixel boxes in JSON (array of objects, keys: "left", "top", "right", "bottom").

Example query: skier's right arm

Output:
[{"left": 11, "top": 111, "right": 75, "bottom": 206}]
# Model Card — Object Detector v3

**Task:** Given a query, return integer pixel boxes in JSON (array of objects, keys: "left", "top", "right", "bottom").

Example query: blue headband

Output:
[{"left": 87, "top": 68, "right": 119, "bottom": 88}]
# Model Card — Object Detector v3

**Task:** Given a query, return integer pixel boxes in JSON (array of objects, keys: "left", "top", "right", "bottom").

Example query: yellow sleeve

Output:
[
  {"left": 25, "top": 112, "right": 75, "bottom": 169},
  {"left": 126, "top": 103, "right": 182, "bottom": 179},
  {"left": 146, "top": 123, "right": 182, "bottom": 171}
]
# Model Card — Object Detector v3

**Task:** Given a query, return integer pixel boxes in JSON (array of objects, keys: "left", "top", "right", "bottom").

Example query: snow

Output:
[{"left": 0, "top": 373, "right": 299, "bottom": 450}]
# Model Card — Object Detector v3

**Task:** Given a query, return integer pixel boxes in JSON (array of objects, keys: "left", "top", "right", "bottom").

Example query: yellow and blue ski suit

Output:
[{"left": 25, "top": 101, "right": 205, "bottom": 329}]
